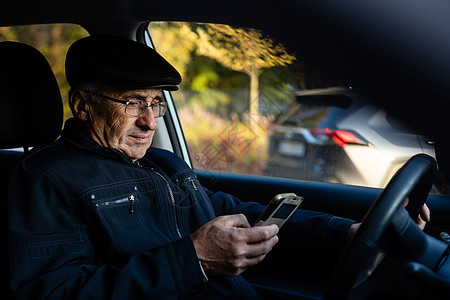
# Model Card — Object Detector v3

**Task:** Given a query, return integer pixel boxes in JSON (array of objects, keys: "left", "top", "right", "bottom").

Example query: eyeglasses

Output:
[{"left": 91, "top": 93, "right": 168, "bottom": 118}]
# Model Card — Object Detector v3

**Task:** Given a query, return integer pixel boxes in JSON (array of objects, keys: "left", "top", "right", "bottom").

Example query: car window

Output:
[
  {"left": 2, "top": 23, "right": 436, "bottom": 191},
  {"left": 148, "top": 21, "right": 437, "bottom": 191}
]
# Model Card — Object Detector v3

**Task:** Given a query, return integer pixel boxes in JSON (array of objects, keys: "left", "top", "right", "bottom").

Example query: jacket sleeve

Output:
[
  {"left": 7, "top": 162, "right": 206, "bottom": 300},
  {"left": 204, "top": 188, "right": 354, "bottom": 275}
]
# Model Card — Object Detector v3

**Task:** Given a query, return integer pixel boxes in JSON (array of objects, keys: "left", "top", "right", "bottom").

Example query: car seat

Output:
[{"left": 0, "top": 41, "right": 63, "bottom": 298}]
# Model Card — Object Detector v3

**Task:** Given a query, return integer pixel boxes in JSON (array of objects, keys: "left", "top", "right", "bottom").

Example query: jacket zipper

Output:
[
  {"left": 95, "top": 196, "right": 135, "bottom": 213},
  {"left": 128, "top": 195, "right": 135, "bottom": 213},
  {"left": 185, "top": 177, "right": 198, "bottom": 191},
  {"left": 135, "top": 160, "right": 183, "bottom": 239},
  {"left": 153, "top": 170, "right": 182, "bottom": 239}
]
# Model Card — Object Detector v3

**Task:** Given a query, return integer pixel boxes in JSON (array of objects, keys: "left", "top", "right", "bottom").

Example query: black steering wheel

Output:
[{"left": 324, "top": 153, "right": 437, "bottom": 299}]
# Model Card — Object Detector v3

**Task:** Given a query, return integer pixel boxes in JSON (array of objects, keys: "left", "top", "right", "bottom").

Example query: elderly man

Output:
[{"left": 6, "top": 35, "right": 428, "bottom": 299}]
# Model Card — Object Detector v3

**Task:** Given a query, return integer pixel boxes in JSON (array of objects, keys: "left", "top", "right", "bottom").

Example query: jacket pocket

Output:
[
  {"left": 94, "top": 195, "right": 136, "bottom": 214},
  {"left": 173, "top": 171, "right": 216, "bottom": 224},
  {"left": 93, "top": 195, "right": 155, "bottom": 255}
]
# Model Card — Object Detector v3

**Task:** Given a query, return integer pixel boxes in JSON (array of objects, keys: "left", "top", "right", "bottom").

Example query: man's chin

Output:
[{"left": 119, "top": 146, "right": 149, "bottom": 161}]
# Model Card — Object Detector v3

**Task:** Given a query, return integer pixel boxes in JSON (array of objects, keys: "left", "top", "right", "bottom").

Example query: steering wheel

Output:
[{"left": 324, "top": 153, "right": 437, "bottom": 299}]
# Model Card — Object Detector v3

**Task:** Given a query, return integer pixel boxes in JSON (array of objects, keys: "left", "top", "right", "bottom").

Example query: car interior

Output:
[
  {"left": 0, "top": 41, "right": 64, "bottom": 299},
  {"left": 2, "top": 1, "right": 450, "bottom": 299}
]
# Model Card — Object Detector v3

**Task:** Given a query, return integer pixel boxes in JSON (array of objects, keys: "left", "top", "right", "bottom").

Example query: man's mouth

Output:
[{"left": 130, "top": 134, "right": 150, "bottom": 142}]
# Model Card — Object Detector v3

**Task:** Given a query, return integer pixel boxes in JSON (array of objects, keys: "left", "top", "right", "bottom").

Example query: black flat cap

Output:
[{"left": 65, "top": 35, "right": 181, "bottom": 91}]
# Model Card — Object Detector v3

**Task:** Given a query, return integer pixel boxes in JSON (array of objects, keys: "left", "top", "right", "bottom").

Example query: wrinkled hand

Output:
[
  {"left": 402, "top": 197, "right": 431, "bottom": 230},
  {"left": 348, "top": 203, "right": 431, "bottom": 238},
  {"left": 415, "top": 203, "right": 430, "bottom": 230},
  {"left": 191, "top": 214, "right": 279, "bottom": 277}
]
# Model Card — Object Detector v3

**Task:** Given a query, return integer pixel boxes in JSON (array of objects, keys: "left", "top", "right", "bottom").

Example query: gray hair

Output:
[{"left": 68, "top": 82, "right": 111, "bottom": 116}]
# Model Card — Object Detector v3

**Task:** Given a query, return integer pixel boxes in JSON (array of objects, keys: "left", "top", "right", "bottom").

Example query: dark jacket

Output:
[{"left": 7, "top": 118, "right": 353, "bottom": 299}]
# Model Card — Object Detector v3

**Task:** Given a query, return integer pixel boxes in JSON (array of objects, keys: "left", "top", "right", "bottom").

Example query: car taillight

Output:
[
  {"left": 331, "top": 130, "right": 363, "bottom": 147},
  {"left": 311, "top": 128, "right": 368, "bottom": 147}
]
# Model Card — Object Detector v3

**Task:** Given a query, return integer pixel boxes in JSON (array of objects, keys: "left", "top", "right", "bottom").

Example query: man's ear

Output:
[{"left": 71, "top": 90, "right": 91, "bottom": 121}]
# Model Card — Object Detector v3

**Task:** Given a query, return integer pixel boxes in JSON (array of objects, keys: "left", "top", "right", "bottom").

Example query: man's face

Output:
[{"left": 87, "top": 88, "right": 163, "bottom": 161}]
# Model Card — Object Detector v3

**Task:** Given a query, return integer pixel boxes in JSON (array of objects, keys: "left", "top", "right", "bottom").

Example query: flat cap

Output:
[{"left": 65, "top": 35, "right": 181, "bottom": 91}]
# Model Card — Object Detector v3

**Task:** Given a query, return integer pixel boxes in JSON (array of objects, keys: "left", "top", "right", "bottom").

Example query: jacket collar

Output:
[{"left": 61, "top": 118, "right": 138, "bottom": 166}]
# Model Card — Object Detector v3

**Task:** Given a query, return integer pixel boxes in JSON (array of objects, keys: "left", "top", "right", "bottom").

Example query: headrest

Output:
[
  {"left": 65, "top": 35, "right": 181, "bottom": 91},
  {"left": 0, "top": 41, "right": 63, "bottom": 149}
]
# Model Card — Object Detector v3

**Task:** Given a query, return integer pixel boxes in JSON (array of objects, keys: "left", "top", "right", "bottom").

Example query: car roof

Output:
[{"left": 2, "top": 0, "right": 450, "bottom": 149}]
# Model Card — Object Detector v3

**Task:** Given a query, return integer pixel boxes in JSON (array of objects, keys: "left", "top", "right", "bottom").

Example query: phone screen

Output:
[
  {"left": 253, "top": 193, "right": 304, "bottom": 228},
  {"left": 272, "top": 203, "right": 298, "bottom": 219}
]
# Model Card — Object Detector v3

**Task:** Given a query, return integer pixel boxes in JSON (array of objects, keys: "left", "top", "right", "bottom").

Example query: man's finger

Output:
[
  {"left": 420, "top": 204, "right": 431, "bottom": 223},
  {"left": 242, "top": 224, "right": 279, "bottom": 244},
  {"left": 245, "top": 236, "right": 279, "bottom": 258},
  {"left": 243, "top": 253, "right": 268, "bottom": 267},
  {"left": 218, "top": 214, "right": 251, "bottom": 228}
]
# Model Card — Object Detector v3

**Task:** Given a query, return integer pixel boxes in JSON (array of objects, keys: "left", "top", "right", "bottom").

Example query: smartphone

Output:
[{"left": 253, "top": 193, "right": 304, "bottom": 228}]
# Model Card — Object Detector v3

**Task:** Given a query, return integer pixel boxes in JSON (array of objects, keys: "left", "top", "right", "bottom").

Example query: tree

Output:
[
  {"left": 195, "top": 24, "right": 296, "bottom": 129},
  {"left": 150, "top": 22, "right": 198, "bottom": 78}
]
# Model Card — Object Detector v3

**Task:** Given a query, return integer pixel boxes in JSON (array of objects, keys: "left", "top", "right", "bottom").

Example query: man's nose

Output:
[{"left": 136, "top": 108, "right": 158, "bottom": 130}]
